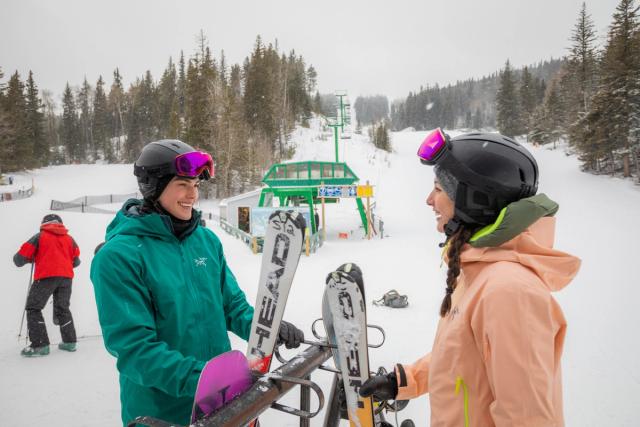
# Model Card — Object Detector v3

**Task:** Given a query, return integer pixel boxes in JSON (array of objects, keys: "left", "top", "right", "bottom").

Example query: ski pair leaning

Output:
[
  {"left": 323, "top": 263, "right": 376, "bottom": 426},
  {"left": 193, "top": 209, "right": 307, "bottom": 424},
  {"left": 323, "top": 263, "right": 414, "bottom": 427}
]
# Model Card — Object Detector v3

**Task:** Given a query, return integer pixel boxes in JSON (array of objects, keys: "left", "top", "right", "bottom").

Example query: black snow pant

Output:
[{"left": 26, "top": 276, "right": 77, "bottom": 347}]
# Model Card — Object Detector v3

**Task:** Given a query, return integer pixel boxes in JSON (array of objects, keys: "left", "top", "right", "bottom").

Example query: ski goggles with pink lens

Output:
[
  {"left": 417, "top": 128, "right": 449, "bottom": 165},
  {"left": 175, "top": 151, "right": 214, "bottom": 179}
]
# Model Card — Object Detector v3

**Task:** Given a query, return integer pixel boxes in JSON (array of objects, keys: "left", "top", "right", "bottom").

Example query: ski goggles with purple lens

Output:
[
  {"left": 175, "top": 151, "right": 214, "bottom": 179},
  {"left": 417, "top": 128, "right": 449, "bottom": 165}
]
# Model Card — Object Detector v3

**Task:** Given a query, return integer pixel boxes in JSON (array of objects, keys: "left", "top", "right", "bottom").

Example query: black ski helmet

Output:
[
  {"left": 423, "top": 131, "right": 538, "bottom": 233},
  {"left": 134, "top": 139, "right": 209, "bottom": 201},
  {"left": 42, "top": 214, "right": 63, "bottom": 224}
]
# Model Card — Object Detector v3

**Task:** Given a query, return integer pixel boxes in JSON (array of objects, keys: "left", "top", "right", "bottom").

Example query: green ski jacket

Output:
[{"left": 91, "top": 199, "right": 254, "bottom": 425}]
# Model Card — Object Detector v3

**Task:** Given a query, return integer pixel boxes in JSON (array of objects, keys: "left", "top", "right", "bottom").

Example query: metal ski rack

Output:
[
  {"left": 193, "top": 344, "right": 332, "bottom": 427},
  {"left": 128, "top": 322, "right": 413, "bottom": 427},
  {"left": 310, "top": 317, "right": 386, "bottom": 348}
]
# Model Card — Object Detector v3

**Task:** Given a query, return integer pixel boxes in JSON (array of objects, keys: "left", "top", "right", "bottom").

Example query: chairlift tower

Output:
[{"left": 328, "top": 91, "right": 352, "bottom": 162}]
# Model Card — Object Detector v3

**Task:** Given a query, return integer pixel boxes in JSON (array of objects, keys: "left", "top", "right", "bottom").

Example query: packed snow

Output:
[{"left": 1, "top": 122, "right": 639, "bottom": 426}]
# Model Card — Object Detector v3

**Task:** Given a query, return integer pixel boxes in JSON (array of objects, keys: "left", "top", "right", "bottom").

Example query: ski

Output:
[
  {"left": 246, "top": 209, "right": 305, "bottom": 371},
  {"left": 245, "top": 210, "right": 305, "bottom": 426},
  {"left": 324, "top": 263, "right": 375, "bottom": 427}
]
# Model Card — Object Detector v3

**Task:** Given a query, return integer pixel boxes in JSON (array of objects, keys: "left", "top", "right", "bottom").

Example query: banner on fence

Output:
[
  {"left": 50, "top": 192, "right": 139, "bottom": 213},
  {"left": 0, "top": 186, "right": 34, "bottom": 202}
]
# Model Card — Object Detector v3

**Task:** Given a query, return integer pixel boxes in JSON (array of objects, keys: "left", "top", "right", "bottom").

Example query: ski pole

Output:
[{"left": 17, "top": 262, "right": 35, "bottom": 343}]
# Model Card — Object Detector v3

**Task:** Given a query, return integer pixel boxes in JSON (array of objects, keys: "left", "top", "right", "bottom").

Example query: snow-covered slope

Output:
[{"left": 1, "top": 127, "right": 638, "bottom": 426}]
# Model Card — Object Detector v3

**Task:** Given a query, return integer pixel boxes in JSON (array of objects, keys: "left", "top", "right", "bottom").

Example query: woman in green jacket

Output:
[{"left": 91, "top": 140, "right": 303, "bottom": 426}]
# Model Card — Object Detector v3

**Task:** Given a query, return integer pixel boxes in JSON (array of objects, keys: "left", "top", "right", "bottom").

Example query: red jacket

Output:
[{"left": 14, "top": 223, "right": 81, "bottom": 280}]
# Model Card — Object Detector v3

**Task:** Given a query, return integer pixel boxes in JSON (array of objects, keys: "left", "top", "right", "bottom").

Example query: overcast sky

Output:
[{"left": 1, "top": 0, "right": 622, "bottom": 102}]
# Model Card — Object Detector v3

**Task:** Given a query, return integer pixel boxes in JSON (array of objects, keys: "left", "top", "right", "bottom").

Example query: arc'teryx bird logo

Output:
[{"left": 194, "top": 257, "right": 207, "bottom": 267}]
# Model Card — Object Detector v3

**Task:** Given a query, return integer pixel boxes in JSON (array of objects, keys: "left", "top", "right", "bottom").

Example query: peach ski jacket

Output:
[{"left": 396, "top": 217, "right": 581, "bottom": 426}]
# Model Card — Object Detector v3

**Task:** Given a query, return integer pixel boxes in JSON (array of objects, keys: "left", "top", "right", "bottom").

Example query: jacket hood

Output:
[
  {"left": 105, "top": 198, "right": 200, "bottom": 242},
  {"left": 40, "top": 222, "right": 69, "bottom": 235},
  {"left": 460, "top": 217, "right": 581, "bottom": 292}
]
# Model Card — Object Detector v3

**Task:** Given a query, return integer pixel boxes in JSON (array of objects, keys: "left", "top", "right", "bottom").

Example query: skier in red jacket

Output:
[{"left": 14, "top": 214, "right": 81, "bottom": 357}]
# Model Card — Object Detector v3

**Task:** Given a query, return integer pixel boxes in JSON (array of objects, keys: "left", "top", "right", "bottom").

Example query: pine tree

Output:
[
  {"left": 25, "top": 71, "right": 47, "bottom": 167},
  {"left": 370, "top": 120, "right": 391, "bottom": 151},
  {"left": 496, "top": 60, "right": 523, "bottom": 137},
  {"left": 211, "top": 63, "right": 251, "bottom": 197},
  {"left": 41, "top": 90, "right": 61, "bottom": 164},
  {"left": 519, "top": 66, "right": 537, "bottom": 132},
  {"left": 108, "top": 68, "right": 126, "bottom": 159},
  {"left": 177, "top": 50, "right": 186, "bottom": 122},
  {"left": 2, "top": 72, "right": 29, "bottom": 171},
  {"left": 472, "top": 107, "right": 483, "bottom": 129},
  {"left": 528, "top": 106, "right": 550, "bottom": 146},
  {"left": 60, "top": 83, "right": 81, "bottom": 163},
  {"left": 604, "top": 0, "right": 639, "bottom": 151},
  {"left": 243, "top": 36, "right": 278, "bottom": 163},
  {"left": 78, "top": 77, "right": 93, "bottom": 161},
  {"left": 126, "top": 71, "right": 157, "bottom": 161},
  {"left": 184, "top": 56, "right": 209, "bottom": 149},
  {"left": 0, "top": 67, "right": 13, "bottom": 171},
  {"left": 313, "top": 91, "right": 322, "bottom": 114},
  {"left": 570, "top": 2, "right": 598, "bottom": 112},
  {"left": 578, "top": 0, "right": 639, "bottom": 174},
  {"left": 306, "top": 65, "right": 317, "bottom": 95},
  {"left": 544, "top": 79, "right": 565, "bottom": 148},
  {"left": 93, "top": 76, "right": 112, "bottom": 161},
  {"left": 157, "top": 57, "right": 178, "bottom": 138}
]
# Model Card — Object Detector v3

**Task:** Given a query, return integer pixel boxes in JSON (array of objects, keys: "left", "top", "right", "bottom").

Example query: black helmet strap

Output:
[{"left": 444, "top": 217, "right": 464, "bottom": 237}]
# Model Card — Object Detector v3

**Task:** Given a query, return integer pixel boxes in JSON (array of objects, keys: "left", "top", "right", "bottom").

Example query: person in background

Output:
[
  {"left": 14, "top": 213, "right": 80, "bottom": 357},
  {"left": 360, "top": 129, "right": 580, "bottom": 426},
  {"left": 91, "top": 139, "right": 304, "bottom": 426}
]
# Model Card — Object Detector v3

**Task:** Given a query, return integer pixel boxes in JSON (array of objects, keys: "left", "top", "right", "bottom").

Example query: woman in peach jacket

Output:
[{"left": 360, "top": 130, "right": 581, "bottom": 427}]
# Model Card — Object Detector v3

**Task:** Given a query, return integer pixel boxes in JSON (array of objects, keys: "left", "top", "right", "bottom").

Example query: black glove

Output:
[
  {"left": 278, "top": 320, "right": 304, "bottom": 349},
  {"left": 359, "top": 370, "right": 398, "bottom": 401}
]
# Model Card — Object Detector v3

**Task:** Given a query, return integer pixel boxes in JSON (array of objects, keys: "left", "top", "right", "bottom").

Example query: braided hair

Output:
[{"left": 440, "top": 226, "right": 473, "bottom": 317}]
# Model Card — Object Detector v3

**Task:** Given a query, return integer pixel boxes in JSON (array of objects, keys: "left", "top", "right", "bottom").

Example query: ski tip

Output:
[
  {"left": 286, "top": 210, "right": 307, "bottom": 232},
  {"left": 325, "top": 263, "right": 364, "bottom": 295},
  {"left": 267, "top": 210, "right": 307, "bottom": 235},
  {"left": 337, "top": 262, "right": 361, "bottom": 276},
  {"left": 267, "top": 210, "right": 286, "bottom": 221},
  {"left": 338, "top": 263, "right": 363, "bottom": 288},
  {"left": 325, "top": 270, "right": 341, "bottom": 285}
]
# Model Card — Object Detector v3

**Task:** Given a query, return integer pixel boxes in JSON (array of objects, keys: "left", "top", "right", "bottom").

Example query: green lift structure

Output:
[{"left": 258, "top": 160, "right": 368, "bottom": 234}]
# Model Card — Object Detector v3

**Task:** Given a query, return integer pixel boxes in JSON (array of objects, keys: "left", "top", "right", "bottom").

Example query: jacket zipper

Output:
[
  {"left": 455, "top": 376, "right": 470, "bottom": 427},
  {"left": 179, "top": 241, "right": 208, "bottom": 356}
]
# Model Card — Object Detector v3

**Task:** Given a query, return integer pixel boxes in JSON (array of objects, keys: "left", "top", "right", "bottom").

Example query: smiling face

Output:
[
  {"left": 157, "top": 176, "right": 200, "bottom": 220},
  {"left": 426, "top": 178, "right": 455, "bottom": 233}
]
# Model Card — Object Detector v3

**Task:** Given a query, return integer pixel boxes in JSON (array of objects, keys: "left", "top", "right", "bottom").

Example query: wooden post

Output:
[
  {"left": 623, "top": 153, "right": 630, "bottom": 178},
  {"left": 251, "top": 237, "right": 257, "bottom": 254}
]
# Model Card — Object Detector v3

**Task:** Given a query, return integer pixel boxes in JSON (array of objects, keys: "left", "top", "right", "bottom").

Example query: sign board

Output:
[
  {"left": 356, "top": 185, "right": 373, "bottom": 198},
  {"left": 319, "top": 185, "right": 373, "bottom": 198}
]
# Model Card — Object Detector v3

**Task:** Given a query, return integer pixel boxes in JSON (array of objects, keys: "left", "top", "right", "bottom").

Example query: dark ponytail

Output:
[{"left": 440, "top": 227, "right": 473, "bottom": 317}]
